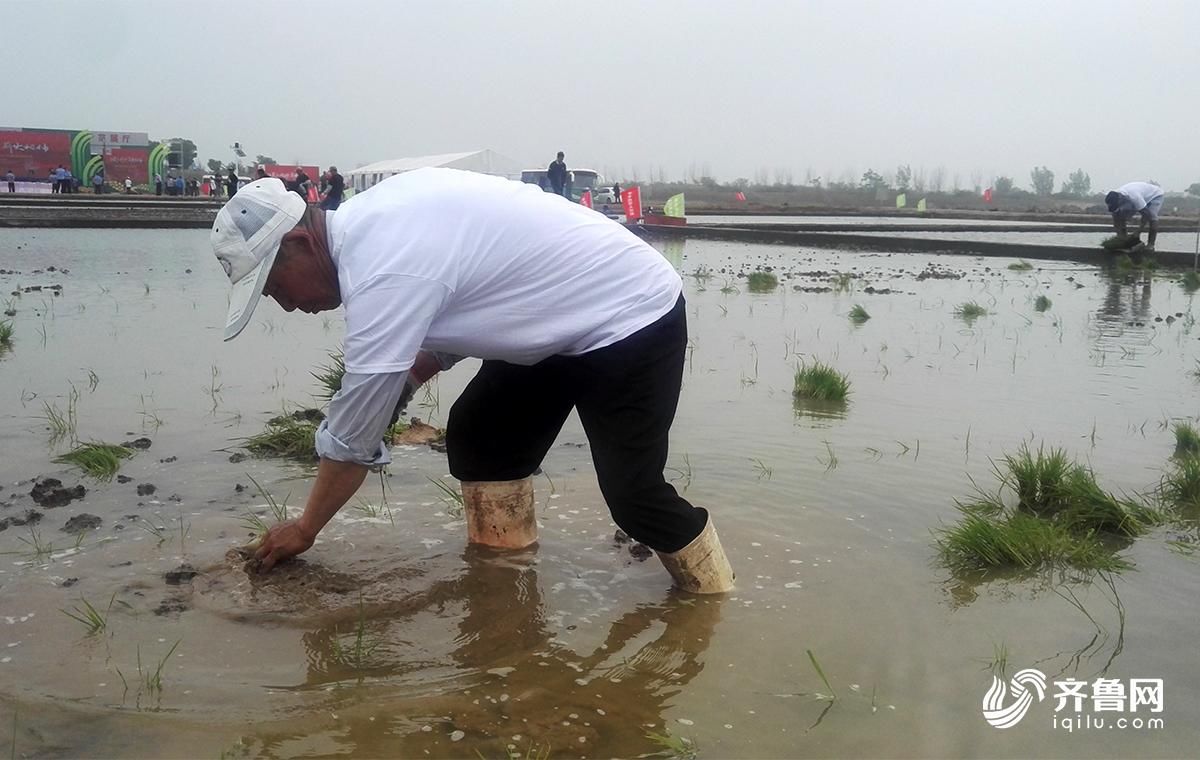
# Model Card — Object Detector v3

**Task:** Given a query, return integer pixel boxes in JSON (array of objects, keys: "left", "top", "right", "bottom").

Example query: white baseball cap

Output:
[{"left": 211, "top": 178, "right": 306, "bottom": 341}]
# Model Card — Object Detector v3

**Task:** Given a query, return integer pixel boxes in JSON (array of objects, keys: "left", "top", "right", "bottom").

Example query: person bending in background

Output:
[{"left": 1106, "top": 181, "right": 1164, "bottom": 251}]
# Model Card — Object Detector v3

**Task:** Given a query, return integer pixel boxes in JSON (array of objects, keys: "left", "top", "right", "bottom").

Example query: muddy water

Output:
[
  {"left": 850, "top": 228, "right": 1200, "bottom": 253},
  {"left": 2, "top": 229, "right": 1199, "bottom": 758}
]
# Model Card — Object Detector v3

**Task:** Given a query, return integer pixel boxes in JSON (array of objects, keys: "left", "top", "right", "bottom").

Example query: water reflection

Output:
[
  {"left": 277, "top": 547, "right": 721, "bottom": 756},
  {"left": 792, "top": 397, "right": 849, "bottom": 425},
  {"left": 1093, "top": 268, "right": 1154, "bottom": 347}
]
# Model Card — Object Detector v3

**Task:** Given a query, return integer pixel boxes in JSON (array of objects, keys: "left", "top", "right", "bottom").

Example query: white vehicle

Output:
[{"left": 592, "top": 186, "right": 617, "bottom": 203}]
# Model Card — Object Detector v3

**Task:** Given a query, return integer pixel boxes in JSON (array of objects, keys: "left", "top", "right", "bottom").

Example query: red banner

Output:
[
  {"left": 580, "top": 190, "right": 592, "bottom": 209},
  {"left": 621, "top": 186, "right": 642, "bottom": 220},
  {"left": 735, "top": 191, "right": 747, "bottom": 202},
  {"left": 983, "top": 187, "right": 993, "bottom": 203},
  {"left": 0, "top": 129, "right": 72, "bottom": 178},
  {"left": 101, "top": 147, "right": 149, "bottom": 184},
  {"left": 261, "top": 164, "right": 320, "bottom": 182}
]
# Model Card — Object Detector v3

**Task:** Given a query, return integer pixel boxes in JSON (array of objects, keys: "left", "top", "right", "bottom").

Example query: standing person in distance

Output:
[{"left": 547, "top": 151, "right": 568, "bottom": 197}]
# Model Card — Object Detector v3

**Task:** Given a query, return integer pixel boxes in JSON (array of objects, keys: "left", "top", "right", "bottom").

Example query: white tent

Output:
[{"left": 346, "top": 149, "right": 522, "bottom": 191}]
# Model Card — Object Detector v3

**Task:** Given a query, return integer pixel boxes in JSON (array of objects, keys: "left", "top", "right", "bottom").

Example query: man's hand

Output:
[{"left": 254, "top": 519, "right": 317, "bottom": 571}]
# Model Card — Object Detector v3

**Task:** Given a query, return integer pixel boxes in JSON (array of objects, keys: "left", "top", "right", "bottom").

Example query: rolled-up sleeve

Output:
[{"left": 315, "top": 370, "right": 409, "bottom": 466}]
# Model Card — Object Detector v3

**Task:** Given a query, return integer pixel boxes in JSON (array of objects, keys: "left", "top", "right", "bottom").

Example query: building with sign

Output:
[{"left": 0, "top": 127, "right": 180, "bottom": 185}]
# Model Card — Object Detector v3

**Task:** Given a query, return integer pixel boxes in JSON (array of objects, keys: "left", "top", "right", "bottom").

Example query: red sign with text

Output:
[
  {"left": 261, "top": 164, "right": 320, "bottom": 182},
  {"left": 102, "top": 147, "right": 150, "bottom": 183},
  {"left": 621, "top": 186, "right": 642, "bottom": 220},
  {"left": 0, "top": 130, "right": 73, "bottom": 178},
  {"left": 580, "top": 190, "right": 592, "bottom": 209}
]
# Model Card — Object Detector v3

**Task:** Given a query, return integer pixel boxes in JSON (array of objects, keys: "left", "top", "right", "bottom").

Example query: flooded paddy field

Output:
[{"left": 2, "top": 229, "right": 1199, "bottom": 758}]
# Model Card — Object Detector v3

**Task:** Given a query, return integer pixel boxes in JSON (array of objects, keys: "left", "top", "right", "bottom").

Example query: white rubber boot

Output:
[
  {"left": 461, "top": 477, "right": 538, "bottom": 549},
  {"left": 656, "top": 516, "right": 735, "bottom": 594}
]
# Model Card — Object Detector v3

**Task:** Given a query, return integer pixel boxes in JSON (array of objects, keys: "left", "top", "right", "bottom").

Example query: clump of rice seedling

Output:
[
  {"left": 954, "top": 302, "right": 988, "bottom": 321},
  {"left": 61, "top": 592, "right": 116, "bottom": 636},
  {"left": 848, "top": 304, "right": 871, "bottom": 324},
  {"left": 312, "top": 350, "right": 345, "bottom": 400},
  {"left": 1034, "top": 295, "right": 1052, "bottom": 312},
  {"left": 645, "top": 730, "right": 697, "bottom": 760},
  {"left": 1159, "top": 455, "right": 1200, "bottom": 509},
  {"left": 1102, "top": 233, "right": 1138, "bottom": 251},
  {"left": 831, "top": 272, "right": 854, "bottom": 293},
  {"left": 242, "top": 410, "right": 323, "bottom": 461},
  {"left": 792, "top": 361, "right": 851, "bottom": 402},
  {"left": 936, "top": 444, "right": 1163, "bottom": 574},
  {"left": 936, "top": 507, "right": 1129, "bottom": 573},
  {"left": 1174, "top": 421, "right": 1200, "bottom": 456},
  {"left": 1008, "top": 260, "right": 1034, "bottom": 271},
  {"left": 746, "top": 271, "right": 778, "bottom": 293},
  {"left": 1181, "top": 271, "right": 1200, "bottom": 293},
  {"left": 53, "top": 442, "right": 134, "bottom": 481},
  {"left": 0, "top": 320, "right": 13, "bottom": 349}
]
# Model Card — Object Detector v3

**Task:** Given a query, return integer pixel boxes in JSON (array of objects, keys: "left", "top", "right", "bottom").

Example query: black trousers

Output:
[{"left": 446, "top": 295, "right": 706, "bottom": 553}]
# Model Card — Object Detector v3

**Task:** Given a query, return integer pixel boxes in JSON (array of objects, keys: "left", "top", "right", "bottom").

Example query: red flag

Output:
[
  {"left": 735, "top": 191, "right": 746, "bottom": 202},
  {"left": 580, "top": 190, "right": 592, "bottom": 209},
  {"left": 307, "top": 184, "right": 318, "bottom": 203},
  {"left": 983, "top": 187, "right": 993, "bottom": 203},
  {"left": 621, "top": 186, "right": 642, "bottom": 220}
]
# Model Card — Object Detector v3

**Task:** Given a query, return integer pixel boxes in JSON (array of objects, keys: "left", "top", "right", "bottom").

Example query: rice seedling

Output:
[
  {"left": 500, "top": 741, "right": 552, "bottom": 760},
  {"left": 1181, "top": 270, "right": 1200, "bottom": 293},
  {"left": 644, "top": 731, "right": 697, "bottom": 760},
  {"left": 953, "top": 301, "right": 988, "bottom": 321},
  {"left": 936, "top": 508, "right": 1128, "bottom": 573},
  {"left": 53, "top": 442, "right": 134, "bottom": 481},
  {"left": 16, "top": 527, "right": 52, "bottom": 561},
  {"left": 85, "top": 368, "right": 99, "bottom": 392},
  {"left": 1034, "top": 295, "right": 1052, "bottom": 312},
  {"left": 329, "top": 593, "right": 385, "bottom": 672},
  {"left": 751, "top": 458, "right": 773, "bottom": 480},
  {"left": 427, "top": 476, "right": 464, "bottom": 517},
  {"left": 238, "top": 510, "right": 270, "bottom": 540},
  {"left": 246, "top": 473, "right": 289, "bottom": 522},
  {"left": 1159, "top": 455, "right": 1200, "bottom": 509},
  {"left": 137, "top": 518, "right": 168, "bottom": 544},
  {"left": 719, "top": 279, "right": 739, "bottom": 295},
  {"left": 312, "top": 349, "right": 345, "bottom": 400},
  {"left": 690, "top": 265, "right": 713, "bottom": 282},
  {"left": 0, "top": 320, "right": 13, "bottom": 350},
  {"left": 831, "top": 272, "right": 854, "bottom": 293},
  {"left": 42, "top": 385, "right": 79, "bottom": 444},
  {"left": 746, "top": 271, "right": 778, "bottom": 293},
  {"left": 806, "top": 649, "right": 837, "bottom": 701},
  {"left": 666, "top": 453, "right": 693, "bottom": 489},
  {"left": 138, "top": 639, "right": 181, "bottom": 697},
  {"left": 936, "top": 444, "right": 1164, "bottom": 574},
  {"left": 848, "top": 304, "right": 871, "bottom": 324},
  {"left": 60, "top": 592, "right": 116, "bottom": 636},
  {"left": 792, "top": 360, "right": 851, "bottom": 402},
  {"left": 1174, "top": 421, "right": 1200, "bottom": 456},
  {"left": 1008, "top": 260, "right": 1034, "bottom": 271},
  {"left": 203, "top": 365, "right": 224, "bottom": 411},
  {"left": 242, "top": 411, "right": 321, "bottom": 461}
]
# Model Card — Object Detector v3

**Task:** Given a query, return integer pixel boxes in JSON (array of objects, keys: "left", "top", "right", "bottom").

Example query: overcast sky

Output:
[{"left": 7, "top": 0, "right": 1199, "bottom": 191}]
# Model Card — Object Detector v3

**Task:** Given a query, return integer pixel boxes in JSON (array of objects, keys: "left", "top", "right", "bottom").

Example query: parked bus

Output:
[{"left": 520, "top": 167, "right": 601, "bottom": 202}]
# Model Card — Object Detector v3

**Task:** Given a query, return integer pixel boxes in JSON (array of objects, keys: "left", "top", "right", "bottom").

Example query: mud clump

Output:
[
  {"left": 0, "top": 509, "right": 43, "bottom": 532},
  {"left": 30, "top": 478, "right": 86, "bottom": 508},
  {"left": 613, "top": 528, "right": 632, "bottom": 545},
  {"left": 122, "top": 437, "right": 153, "bottom": 450},
  {"left": 916, "top": 266, "right": 964, "bottom": 281},
  {"left": 393, "top": 417, "right": 446, "bottom": 447},
  {"left": 154, "top": 596, "right": 189, "bottom": 617},
  {"left": 61, "top": 513, "right": 102, "bottom": 533},
  {"left": 116, "top": 475, "right": 133, "bottom": 484},
  {"left": 164, "top": 563, "right": 199, "bottom": 585},
  {"left": 136, "top": 483, "right": 157, "bottom": 497},
  {"left": 228, "top": 452, "right": 247, "bottom": 464},
  {"left": 629, "top": 542, "right": 653, "bottom": 561}
]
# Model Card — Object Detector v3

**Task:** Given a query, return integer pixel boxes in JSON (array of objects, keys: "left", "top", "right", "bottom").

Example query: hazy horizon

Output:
[{"left": 5, "top": 0, "right": 1198, "bottom": 192}]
